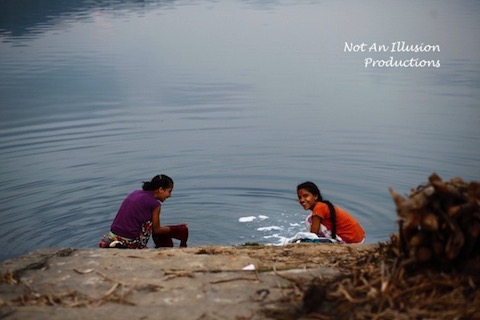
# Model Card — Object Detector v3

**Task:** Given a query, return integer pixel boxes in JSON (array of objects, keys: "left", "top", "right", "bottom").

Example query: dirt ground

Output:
[
  {"left": 1, "top": 242, "right": 479, "bottom": 320},
  {"left": 0, "top": 244, "right": 376, "bottom": 320}
]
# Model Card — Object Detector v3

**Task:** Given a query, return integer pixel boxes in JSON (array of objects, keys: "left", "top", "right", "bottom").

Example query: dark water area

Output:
[{"left": 1, "top": 0, "right": 479, "bottom": 262}]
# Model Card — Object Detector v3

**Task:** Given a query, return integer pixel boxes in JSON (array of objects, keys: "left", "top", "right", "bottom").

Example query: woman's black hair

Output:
[
  {"left": 297, "top": 181, "right": 323, "bottom": 201},
  {"left": 142, "top": 174, "right": 174, "bottom": 191},
  {"left": 297, "top": 181, "right": 337, "bottom": 240}
]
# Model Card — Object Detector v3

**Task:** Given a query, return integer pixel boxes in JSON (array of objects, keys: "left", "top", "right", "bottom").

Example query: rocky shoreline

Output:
[
  {"left": 0, "top": 244, "right": 377, "bottom": 320},
  {"left": 2, "top": 241, "right": 479, "bottom": 320}
]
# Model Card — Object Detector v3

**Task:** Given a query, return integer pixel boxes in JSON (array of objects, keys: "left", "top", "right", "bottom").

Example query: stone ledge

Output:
[{"left": 0, "top": 244, "right": 377, "bottom": 319}]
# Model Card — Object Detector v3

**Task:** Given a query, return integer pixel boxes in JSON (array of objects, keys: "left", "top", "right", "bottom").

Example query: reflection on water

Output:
[
  {"left": 0, "top": 0, "right": 170, "bottom": 38},
  {"left": 1, "top": 0, "right": 479, "bottom": 262}
]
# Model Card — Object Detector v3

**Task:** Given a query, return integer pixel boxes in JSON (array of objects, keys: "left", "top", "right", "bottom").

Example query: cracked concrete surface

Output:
[{"left": 0, "top": 244, "right": 377, "bottom": 319}]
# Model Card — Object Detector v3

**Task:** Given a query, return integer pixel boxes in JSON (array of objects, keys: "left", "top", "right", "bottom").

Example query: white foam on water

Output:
[
  {"left": 257, "top": 226, "right": 283, "bottom": 231},
  {"left": 238, "top": 212, "right": 306, "bottom": 246},
  {"left": 263, "top": 233, "right": 281, "bottom": 239},
  {"left": 264, "top": 234, "right": 289, "bottom": 246},
  {"left": 238, "top": 216, "right": 257, "bottom": 222}
]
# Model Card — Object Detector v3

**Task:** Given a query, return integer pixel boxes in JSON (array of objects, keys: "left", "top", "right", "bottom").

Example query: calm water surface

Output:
[{"left": 1, "top": 0, "right": 479, "bottom": 261}]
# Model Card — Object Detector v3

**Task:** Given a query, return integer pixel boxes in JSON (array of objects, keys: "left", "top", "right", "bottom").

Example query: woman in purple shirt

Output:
[{"left": 99, "top": 174, "right": 188, "bottom": 249}]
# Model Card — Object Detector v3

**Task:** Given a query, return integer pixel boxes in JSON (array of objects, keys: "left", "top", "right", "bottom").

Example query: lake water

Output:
[{"left": 0, "top": 0, "right": 479, "bottom": 262}]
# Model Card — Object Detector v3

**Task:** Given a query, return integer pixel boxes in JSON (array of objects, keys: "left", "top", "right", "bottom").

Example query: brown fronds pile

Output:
[
  {"left": 301, "top": 173, "right": 480, "bottom": 320},
  {"left": 390, "top": 173, "right": 480, "bottom": 264}
]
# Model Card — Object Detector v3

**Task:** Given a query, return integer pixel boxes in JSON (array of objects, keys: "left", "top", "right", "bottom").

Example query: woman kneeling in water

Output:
[
  {"left": 297, "top": 181, "right": 365, "bottom": 244},
  {"left": 99, "top": 174, "right": 188, "bottom": 249}
]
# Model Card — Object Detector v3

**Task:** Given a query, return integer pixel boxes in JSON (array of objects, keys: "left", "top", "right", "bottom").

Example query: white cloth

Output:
[
  {"left": 281, "top": 231, "right": 339, "bottom": 245},
  {"left": 305, "top": 214, "right": 345, "bottom": 244},
  {"left": 282, "top": 232, "right": 319, "bottom": 245}
]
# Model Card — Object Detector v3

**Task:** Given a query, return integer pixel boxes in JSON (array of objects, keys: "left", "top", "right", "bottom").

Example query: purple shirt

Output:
[{"left": 110, "top": 190, "right": 160, "bottom": 239}]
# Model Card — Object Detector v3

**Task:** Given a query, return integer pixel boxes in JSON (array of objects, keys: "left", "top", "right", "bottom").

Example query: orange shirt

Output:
[{"left": 312, "top": 202, "right": 365, "bottom": 243}]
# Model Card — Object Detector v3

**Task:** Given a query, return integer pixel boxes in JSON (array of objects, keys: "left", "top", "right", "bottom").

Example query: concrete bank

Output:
[{"left": 0, "top": 244, "right": 377, "bottom": 320}]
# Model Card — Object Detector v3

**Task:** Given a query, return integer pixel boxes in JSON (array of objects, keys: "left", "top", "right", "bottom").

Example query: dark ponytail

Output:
[
  {"left": 297, "top": 181, "right": 337, "bottom": 239},
  {"left": 323, "top": 200, "right": 337, "bottom": 240},
  {"left": 142, "top": 174, "right": 174, "bottom": 191}
]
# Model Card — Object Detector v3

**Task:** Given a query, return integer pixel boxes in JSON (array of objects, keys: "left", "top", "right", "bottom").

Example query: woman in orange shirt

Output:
[{"left": 297, "top": 181, "right": 365, "bottom": 244}]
